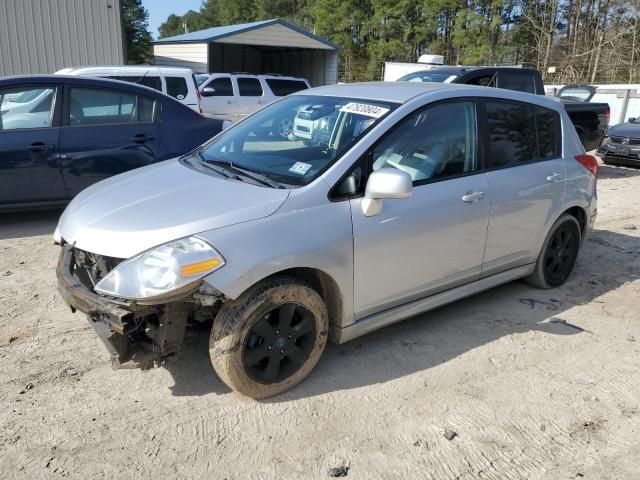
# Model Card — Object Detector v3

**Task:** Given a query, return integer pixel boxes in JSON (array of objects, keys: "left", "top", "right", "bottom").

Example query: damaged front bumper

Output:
[{"left": 56, "top": 245, "right": 192, "bottom": 368}]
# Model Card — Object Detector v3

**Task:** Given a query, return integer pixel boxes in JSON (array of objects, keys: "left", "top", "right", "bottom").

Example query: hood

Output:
[
  {"left": 608, "top": 123, "right": 640, "bottom": 139},
  {"left": 58, "top": 159, "right": 289, "bottom": 259}
]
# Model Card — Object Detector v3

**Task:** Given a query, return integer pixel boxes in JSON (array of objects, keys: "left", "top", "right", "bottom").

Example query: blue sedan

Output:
[{"left": 0, "top": 75, "right": 224, "bottom": 210}]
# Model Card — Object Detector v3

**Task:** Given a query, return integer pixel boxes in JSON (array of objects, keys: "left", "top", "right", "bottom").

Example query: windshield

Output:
[
  {"left": 195, "top": 74, "right": 210, "bottom": 86},
  {"left": 197, "top": 95, "right": 397, "bottom": 186},
  {"left": 5, "top": 88, "right": 47, "bottom": 104},
  {"left": 399, "top": 71, "right": 458, "bottom": 83}
]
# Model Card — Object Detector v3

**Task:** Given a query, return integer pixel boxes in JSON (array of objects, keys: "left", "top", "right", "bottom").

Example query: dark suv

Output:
[{"left": 399, "top": 67, "right": 609, "bottom": 151}]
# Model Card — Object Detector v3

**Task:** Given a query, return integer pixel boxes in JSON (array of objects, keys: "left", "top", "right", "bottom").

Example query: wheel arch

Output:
[
  {"left": 231, "top": 267, "right": 344, "bottom": 343},
  {"left": 563, "top": 205, "right": 588, "bottom": 239}
]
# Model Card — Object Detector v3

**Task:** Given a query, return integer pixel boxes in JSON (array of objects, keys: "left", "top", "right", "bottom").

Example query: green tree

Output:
[
  {"left": 122, "top": 0, "right": 153, "bottom": 63},
  {"left": 158, "top": 13, "right": 185, "bottom": 39}
]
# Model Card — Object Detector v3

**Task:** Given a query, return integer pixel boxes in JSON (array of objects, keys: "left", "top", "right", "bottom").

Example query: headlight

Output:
[{"left": 95, "top": 236, "right": 225, "bottom": 300}]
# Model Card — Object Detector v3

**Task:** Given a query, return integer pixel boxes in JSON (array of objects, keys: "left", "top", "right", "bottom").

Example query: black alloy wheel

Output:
[
  {"left": 543, "top": 222, "right": 580, "bottom": 286},
  {"left": 243, "top": 303, "right": 317, "bottom": 384}
]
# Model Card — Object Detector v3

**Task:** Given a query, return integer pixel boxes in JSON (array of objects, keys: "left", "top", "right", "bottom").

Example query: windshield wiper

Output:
[
  {"left": 193, "top": 152, "right": 236, "bottom": 179},
  {"left": 203, "top": 157, "right": 284, "bottom": 189}
]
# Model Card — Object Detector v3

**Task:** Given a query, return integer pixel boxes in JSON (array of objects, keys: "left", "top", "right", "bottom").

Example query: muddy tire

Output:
[
  {"left": 525, "top": 214, "right": 582, "bottom": 289},
  {"left": 210, "top": 277, "right": 328, "bottom": 398}
]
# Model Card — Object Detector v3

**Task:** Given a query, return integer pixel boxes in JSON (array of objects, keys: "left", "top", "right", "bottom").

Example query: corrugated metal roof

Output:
[{"left": 153, "top": 18, "right": 339, "bottom": 50}]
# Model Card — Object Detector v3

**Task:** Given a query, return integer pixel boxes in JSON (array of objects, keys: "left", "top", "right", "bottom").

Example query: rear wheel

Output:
[
  {"left": 525, "top": 214, "right": 582, "bottom": 289},
  {"left": 210, "top": 277, "right": 328, "bottom": 398}
]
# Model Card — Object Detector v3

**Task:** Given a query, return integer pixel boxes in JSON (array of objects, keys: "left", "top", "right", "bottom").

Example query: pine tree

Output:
[{"left": 122, "top": 0, "right": 153, "bottom": 64}]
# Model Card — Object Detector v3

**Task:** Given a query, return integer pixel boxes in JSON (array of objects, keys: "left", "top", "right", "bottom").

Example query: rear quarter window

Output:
[
  {"left": 265, "top": 79, "right": 309, "bottom": 96},
  {"left": 534, "top": 107, "right": 561, "bottom": 159},
  {"left": 166, "top": 77, "right": 189, "bottom": 100}
]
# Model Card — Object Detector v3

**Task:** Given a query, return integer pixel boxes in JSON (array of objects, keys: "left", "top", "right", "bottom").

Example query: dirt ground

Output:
[{"left": 1, "top": 163, "right": 639, "bottom": 480}]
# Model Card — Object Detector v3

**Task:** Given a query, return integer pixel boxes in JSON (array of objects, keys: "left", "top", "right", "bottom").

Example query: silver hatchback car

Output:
[{"left": 55, "top": 82, "right": 599, "bottom": 398}]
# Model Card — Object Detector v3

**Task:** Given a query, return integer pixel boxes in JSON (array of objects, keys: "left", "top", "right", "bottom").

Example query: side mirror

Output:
[
  {"left": 201, "top": 87, "right": 216, "bottom": 97},
  {"left": 629, "top": 117, "right": 636, "bottom": 123},
  {"left": 362, "top": 168, "right": 412, "bottom": 216}
]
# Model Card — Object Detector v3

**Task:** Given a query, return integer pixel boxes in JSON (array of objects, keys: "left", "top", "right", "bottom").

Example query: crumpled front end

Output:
[{"left": 56, "top": 244, "right": 211, "bottom": 368}]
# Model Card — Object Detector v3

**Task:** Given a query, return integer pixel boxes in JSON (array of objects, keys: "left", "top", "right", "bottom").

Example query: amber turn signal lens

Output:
[{"left": 180, "top": 258, "right": 220, "bottom": 276}]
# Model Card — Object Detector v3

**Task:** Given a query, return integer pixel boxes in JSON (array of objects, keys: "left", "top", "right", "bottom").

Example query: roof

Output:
[
  {"left": 294, "top": 81, "right": 565, "bottom": 111},
  {"left": 56, "top": 65, "right": 194, "bottom": 75},
  {"left": 0, "top": 75, "right": 169, "bottom": 98},
  {"left": 152, "top": 18, "right": 339, "bottom": 50},
  {"left": 296, "top": 81, "right": 457, "bottom": 103}
]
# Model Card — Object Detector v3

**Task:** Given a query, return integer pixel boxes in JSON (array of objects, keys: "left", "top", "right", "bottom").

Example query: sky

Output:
[{"left": 142, "top": 0, "right": 203, "bottom": 38}]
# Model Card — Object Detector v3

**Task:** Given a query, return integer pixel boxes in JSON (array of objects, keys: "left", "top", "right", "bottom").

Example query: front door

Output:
[
  {"left": 200, "top": 75, "right": 238, "bottom": 121},
  {"left": 480, "top": 100, "right": 566, "bottom": 275},
  {"left": 350, "top": 100, "right": 491, "bottom": 319},
  {"left": 58, "top": 85, "right": 161, "bottom": 198},
  {"left": 0, "top": 85, "right": 66, "bottom": 206}
]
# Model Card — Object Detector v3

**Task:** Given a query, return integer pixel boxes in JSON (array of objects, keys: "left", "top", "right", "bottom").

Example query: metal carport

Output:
[{"left": 152, "top": 19, "right": 339, "bottom": 87}]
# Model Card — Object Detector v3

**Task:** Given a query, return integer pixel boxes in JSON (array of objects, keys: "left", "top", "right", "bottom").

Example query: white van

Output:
[
  {"left": 199, "top": 74, "right": 310, "bottom": 125},
  {"left": 55, "top": 66, "right": 202, "bottom": 113}
]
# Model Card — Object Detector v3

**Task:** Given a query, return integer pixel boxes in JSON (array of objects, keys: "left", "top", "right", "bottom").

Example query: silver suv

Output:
[{"left": 55, "top": 83, "right": 598, "bottom": 398}]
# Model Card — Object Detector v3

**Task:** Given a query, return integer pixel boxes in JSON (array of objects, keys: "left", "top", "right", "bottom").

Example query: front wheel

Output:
[
  {"left": 272, "top": 117, "right": 294, "bottom": 139},
  {"left": 525, "top": 214, "right": 582, "bottom": 289},
  {"left": 210, "top": 277, "right": 328, "bottom": 398}
]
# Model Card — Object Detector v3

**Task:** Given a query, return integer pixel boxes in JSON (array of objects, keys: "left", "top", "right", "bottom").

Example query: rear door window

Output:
[
  {"left": 68, "top": 88, "right": 156, "bottom": 126},
  {"left": 265, "top": 79, "right": 309, "bottom": 96},
  {"left": 166, "top": 77, "right": 189, "bottom": 100},
  {"left": 498, "top": 71, "right": 536, "bottom": 94},
  {"left": 237, "top": 78, "right": 263, "bottom": 97},
  {"left": 484, "top": 101, "right": 538, "bottom": 167}
]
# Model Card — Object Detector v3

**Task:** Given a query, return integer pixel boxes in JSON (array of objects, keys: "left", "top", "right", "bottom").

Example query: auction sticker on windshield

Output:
[
  {"left": 340, "top": 102, "right": 390, "bottom": 118},
  {"left": 289, "top": 162, "right": 312, "bottom": 175}
]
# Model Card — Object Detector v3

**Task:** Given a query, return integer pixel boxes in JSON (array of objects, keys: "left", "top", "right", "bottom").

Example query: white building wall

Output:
[{"left": 153, "top": 43, "right": 208, "bottom": 73}]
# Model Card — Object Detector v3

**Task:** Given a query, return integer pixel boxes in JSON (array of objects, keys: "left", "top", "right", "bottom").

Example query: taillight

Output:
[
  {"left": 196, "top": 88, "right": 203, "bottom": 114},
  {"left": 576, "top": 154, "right": 599, "bottom": 177},
  {"left": 604, "top": 108, "right": 610, "bottom": 126}
]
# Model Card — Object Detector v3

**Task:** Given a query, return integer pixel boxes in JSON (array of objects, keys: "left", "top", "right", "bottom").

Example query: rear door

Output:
[
  {"left": 481, "top": 99, "right": 565, "bottom": 275},
  {"left": 0, "top": 84, "right": 66, "bottom": 206},
  {"left": 235, "top": 76, "right": 265, "bottom": 120},
  {"left": 200, "top": 75, "right": 237, "bottom": 121},
  {"left": 58, "top": 85, "right": 161, "bottom": 197}
]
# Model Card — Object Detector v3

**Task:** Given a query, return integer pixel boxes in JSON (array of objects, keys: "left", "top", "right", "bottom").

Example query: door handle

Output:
[
  {"left": 546, "top": 173, "right": 563, "bottom": 183},
  {"left": 131, "top": 134, "right": 154, "bottom": 143},
  {"left": 462, "top": 191, "right": 484, "bottom": 203},
  {"left": 226, "top": 100, "right": 234, "bottom": 104},
  {"left": 27, "top": 143, "right": 54, "bottom": 153}
]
